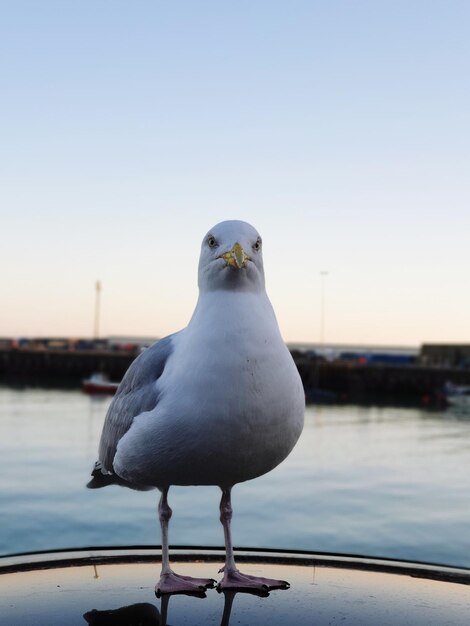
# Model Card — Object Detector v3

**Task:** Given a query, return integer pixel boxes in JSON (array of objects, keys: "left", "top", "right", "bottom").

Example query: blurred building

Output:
[{"left": 420, "top": 344, "right": 470, "bottom": 368}]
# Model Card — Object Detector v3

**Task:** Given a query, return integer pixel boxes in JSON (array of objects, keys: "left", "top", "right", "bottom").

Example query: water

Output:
[{"left": 1, "top": 387, "right": 469, "bottom": 567}]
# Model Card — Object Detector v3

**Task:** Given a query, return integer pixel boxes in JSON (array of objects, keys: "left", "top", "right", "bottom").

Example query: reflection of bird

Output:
[
  {"left": 83, "top": 602, "right": 160, "bottom": 625},
  {"left": 84, "top": 589, "right": 267, "bottom": 626},
  {"left": 88, "top": 220, "right": 305, "bottom": 594}
]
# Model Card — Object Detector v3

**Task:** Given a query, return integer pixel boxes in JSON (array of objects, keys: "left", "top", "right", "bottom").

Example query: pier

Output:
[
  {"left": 2, "top": 347, "right": 470, "bottom": 406},
  {"left": 295, "top": 355, "right": 470, "bottom": 406},
  {"left": 0, "top": 348, "right": 134, "bottom": 387}
]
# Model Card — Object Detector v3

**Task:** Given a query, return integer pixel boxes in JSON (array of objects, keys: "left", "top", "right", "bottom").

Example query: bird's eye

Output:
[
  {"left": 207, "top": 235, "right": 217, "bottom": 248},
  {"left": 253, "top": 237, "right": 262, "bottom": 251}
]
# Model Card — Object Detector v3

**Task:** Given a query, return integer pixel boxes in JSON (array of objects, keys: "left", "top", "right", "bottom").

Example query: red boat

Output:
[{"left": 82, "top": 373, "right": 120, "bottom": 395}]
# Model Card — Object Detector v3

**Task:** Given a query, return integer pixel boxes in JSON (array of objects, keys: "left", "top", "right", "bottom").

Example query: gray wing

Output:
[{"left": 97, "top": 333, "right": 177, "bottom": 474}]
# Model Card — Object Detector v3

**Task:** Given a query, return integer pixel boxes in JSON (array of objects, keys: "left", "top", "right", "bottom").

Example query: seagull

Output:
[{"left": 88, "top": 220, "right": 305, "bottom": 594}]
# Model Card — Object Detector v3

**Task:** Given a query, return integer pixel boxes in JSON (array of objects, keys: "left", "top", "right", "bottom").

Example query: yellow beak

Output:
[{"left": 220, "top": 242, "right": 251, "bottom": 269}]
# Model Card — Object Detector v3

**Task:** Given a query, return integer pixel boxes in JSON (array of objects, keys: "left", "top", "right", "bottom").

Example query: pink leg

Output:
[
  {"left": 156, "top": 488, "right": 216, "bottom": 596},
  {"left": 217, "top": 488, "right": 289, "bottom": 591}
]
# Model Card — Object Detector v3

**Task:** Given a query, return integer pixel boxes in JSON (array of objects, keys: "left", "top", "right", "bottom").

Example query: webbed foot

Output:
[
  {"left": 217, "top": 569, "right": 289, "bottom": 592},
  {"left": 156, "top": 571, "right": 216, "bottom": 596}
]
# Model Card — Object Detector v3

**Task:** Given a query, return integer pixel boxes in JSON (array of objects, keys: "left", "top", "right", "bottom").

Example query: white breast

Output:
[{"left": 114, "top": 290, "right": 305, "bottom": 488}]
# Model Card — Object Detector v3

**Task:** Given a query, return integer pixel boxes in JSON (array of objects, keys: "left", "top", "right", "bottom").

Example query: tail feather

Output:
[{"left": 86, "top": 461, "right": 155, "bottom": 491}]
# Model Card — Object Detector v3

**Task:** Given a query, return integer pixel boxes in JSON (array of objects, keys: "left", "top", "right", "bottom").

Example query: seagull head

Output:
[{"left": 198, "top": 220, "right": 266, "bottom": 293}]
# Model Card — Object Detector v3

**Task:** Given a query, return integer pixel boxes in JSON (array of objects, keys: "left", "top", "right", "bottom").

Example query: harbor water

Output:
[{"left": 1, "top": 387, "right": 469, "bottom": 567}]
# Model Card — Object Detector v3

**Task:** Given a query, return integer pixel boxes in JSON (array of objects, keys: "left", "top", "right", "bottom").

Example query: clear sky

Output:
[{"left": 1, "top": 1, "right": 469, "bottom": 347}]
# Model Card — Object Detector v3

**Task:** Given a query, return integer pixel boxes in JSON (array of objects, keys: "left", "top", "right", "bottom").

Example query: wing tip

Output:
[
  {"left": 86, "top": 461, "right": 115, "bottom": 489},
  {"left": 86, "top": 460, "right": 155, "bottom": 491}
]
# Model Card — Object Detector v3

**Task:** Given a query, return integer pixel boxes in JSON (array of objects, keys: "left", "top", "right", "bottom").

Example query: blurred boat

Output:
[
  {"left": 444, "top": 381, "right": 470, "bottom": 408},
  {"left": 82, "top": 373, "right": 119, "bottom": 395}
]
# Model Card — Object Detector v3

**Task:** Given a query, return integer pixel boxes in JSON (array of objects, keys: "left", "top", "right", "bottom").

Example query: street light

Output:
[
  {"left": 320, "top": 271, "right": 329, "bottom": 349},
  {"left": 94, "top": 280, "right": 102, "bottom": 339}
]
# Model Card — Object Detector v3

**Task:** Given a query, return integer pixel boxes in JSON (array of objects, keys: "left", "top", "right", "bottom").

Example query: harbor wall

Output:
[
  {"left": 295, "top": 356, "right": 470, "bottom": 405},
  {"left": 0, "top": 348, "right": 134, "bottom": 387},
  {"left": 2, "top": 348, "right": 470, "bottom": 406}
]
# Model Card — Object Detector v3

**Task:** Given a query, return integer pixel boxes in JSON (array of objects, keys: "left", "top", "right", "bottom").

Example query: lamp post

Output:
[
  {"left": 319, "top": 271, "right": 329, "bottom": 349},
  {"left": 94, "top": 280, "right": 102, "bottom": 339}
]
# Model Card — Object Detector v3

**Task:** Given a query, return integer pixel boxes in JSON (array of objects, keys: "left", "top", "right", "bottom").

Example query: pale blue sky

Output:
[{"left": 1, "top": 1, "right": 469, "bottom": 346}]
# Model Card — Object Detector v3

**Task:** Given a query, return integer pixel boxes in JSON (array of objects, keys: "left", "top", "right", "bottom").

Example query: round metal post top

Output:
[{"left": 1, "top": 548, "right": 469, "bottom": 625}]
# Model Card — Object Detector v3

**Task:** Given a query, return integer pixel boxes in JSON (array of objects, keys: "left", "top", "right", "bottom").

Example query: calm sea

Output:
[{"left": 1, "top": 387, "right": 469, "bottom": 567}]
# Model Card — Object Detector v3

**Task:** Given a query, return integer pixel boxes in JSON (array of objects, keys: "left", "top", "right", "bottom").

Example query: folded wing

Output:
[{"left": 87, "top": 334, "right": 176, "bottom": 488}]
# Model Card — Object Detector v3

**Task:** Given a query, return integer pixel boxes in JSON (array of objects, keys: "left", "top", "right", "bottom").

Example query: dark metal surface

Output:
[{"left": 1, "top": 548, "right": 470, "bottom": 625}]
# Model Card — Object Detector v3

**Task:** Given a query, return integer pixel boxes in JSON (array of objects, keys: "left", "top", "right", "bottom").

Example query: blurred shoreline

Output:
[{"left": 2, "top": 342, "right": 470, "bottom": 408}]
